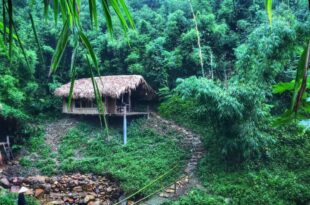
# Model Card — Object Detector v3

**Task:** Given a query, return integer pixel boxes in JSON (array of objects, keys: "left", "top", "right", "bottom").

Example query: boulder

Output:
[
  {"left": 84, "top": 194, "right": 96, "bottom": 203},
  {"left": 10, "top": 185, "right": 20, "bottom": 193},
  {"left": 73, "top": 186, "right": 83, "bottom": 192},
  {"left": 0, "top": 177, "right": 10, "bottom": 187},
  {"left": 35, "top": 188, "right": 45, "bottom": 197},
  {"left": 46, "top": 201, "right": 64, "bottom": 205}
]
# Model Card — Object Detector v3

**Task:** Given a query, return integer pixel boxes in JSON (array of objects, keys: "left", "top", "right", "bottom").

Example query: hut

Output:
[{"left": 54, "top": 75, "right": 155, "bottom": 116}]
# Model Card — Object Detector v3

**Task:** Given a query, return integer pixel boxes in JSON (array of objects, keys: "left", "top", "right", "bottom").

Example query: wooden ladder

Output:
[{"left": 2, "top": 136, "right": 13, "bottom": 161}]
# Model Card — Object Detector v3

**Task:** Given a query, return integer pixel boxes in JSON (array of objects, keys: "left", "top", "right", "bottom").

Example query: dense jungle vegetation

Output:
[{"left": 0, "top": 0, "right": 310, "bottom": 204}]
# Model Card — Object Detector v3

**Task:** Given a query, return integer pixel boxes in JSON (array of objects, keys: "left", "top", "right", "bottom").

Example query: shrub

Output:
[
  {"left": 165, "top": 189, "right": 226, "bottom": 205},
  {"left": 0, "top": 188, "right": 39, "bottom": 205},
  {"left": 160, "top": 77, "right": 273, "bottom": 163}
]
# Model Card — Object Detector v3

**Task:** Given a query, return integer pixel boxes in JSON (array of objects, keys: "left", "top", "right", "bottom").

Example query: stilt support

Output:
[{"left": 123, "top": 107, "right": 127, "bottom": 145}]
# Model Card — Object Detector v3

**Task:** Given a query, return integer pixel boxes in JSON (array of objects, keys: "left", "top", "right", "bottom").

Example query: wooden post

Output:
[
  {"left": 147, "top": 105, "right": 150, "bottom": 119},
  {"left": 128, "top": 91, "right": 131, "bottom": 112},
  {"left": 123, "top": 106, "right": 127, "bottom": 145}
]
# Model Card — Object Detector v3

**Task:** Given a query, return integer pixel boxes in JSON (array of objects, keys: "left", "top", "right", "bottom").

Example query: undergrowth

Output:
[
  {"left": 21, "top": 119, "right": 188, "bottom": 197},
  {"left": 0, "top": 188, "right": 39, "bottom": 205},
  {"left": 161, "top": 103, "right": 310, "bottom": 205}
]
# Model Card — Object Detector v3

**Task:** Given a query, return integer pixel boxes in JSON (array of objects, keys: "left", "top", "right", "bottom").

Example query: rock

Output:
[
  {"left": 46, "top": 201, "right": 64, "bottom": 205},
  {"left": 88, "top": 201, "right": 103, "bottom": 205},
  {"left": 63, "top": 197, "right": 74, "bottom": 203},
  {"left": 31, "top": 176, "right": 47, "bottom": 183},
  {"left": 165, "top": 188, "right": 175, "bottom": 193},
  {"left": 35, "top": 188, "right": 45, "bottom": 197},
  {"left": 73, "top": 186, "right": 83, "bottom": 192},
  {"left": 84, "top": 183, "right": 93, "bottom": 192},
  {"left": 102, "top": 200, "right": 111, "bottom": 205},
  {"left": 43, "top": 183, "right": 52, "bottom": 193},
  {"left": 0, "top": 177, "right": 10, "bottom": 187},
  {"left": 84, "top": 195, "right": 95, "bottom": 203},
  {"left": 50, "top": 193, "right": 64, "bottom": 199},
  {"left": 25, "top": 188, "right": 34, "bottom": 196},
  {"left": 127, "top": 200, "right": 135, "bottom": 205},
  {"left": 10, "top": 185, "right": 20, "bottom": 193},
  {"left": 159, "top": 192, "right": 170, "bottom": 198}
]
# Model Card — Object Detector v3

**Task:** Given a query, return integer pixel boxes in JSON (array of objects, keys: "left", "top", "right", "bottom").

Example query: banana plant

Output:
[{"left": 266, "top": 0, "right": 310, "bottom": 119}]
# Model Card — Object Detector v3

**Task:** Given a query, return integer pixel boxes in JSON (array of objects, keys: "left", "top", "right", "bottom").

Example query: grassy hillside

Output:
[{"left": 20, "top": 118, "right": 189, "bottom": 196}]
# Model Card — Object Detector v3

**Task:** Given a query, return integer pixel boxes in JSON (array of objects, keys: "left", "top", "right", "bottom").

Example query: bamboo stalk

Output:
[{"left": 188, "top": 0, "right": 205, "bottom": 77}]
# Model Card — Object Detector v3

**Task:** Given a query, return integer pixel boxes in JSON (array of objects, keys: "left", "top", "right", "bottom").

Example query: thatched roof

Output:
[{"left": 54, "top": 75, "right": 155, "bottom": 99}]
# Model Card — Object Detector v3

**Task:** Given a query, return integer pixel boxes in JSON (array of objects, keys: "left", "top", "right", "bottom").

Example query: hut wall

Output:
[
  {"left": 106, "top": 97, "right": 116, "bottom": 114},
  {"left": 62, "top": 98, "right": 99, "bottom": 115}
]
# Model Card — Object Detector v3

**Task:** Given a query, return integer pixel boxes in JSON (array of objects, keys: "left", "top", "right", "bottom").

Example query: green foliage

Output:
[
  {"left": 0, "top": 188, "right": 39, "bottom": 205},
  {"left": 169, "top": 125, "right": 310, "bottom": 205},
  {"left": 161, "top": 77, "right": 273, "bottom": 163},
  {"left": 22, "top": 120, "right": 188, "bottom": 196},
  {"left": 165, "top": 189, "right": 225, "bottom": 205}
]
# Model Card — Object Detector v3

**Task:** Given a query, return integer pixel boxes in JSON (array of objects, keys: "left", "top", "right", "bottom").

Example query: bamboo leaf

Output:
[
  {"left": 49, "top": 20, "right": 70, "bottom": 76},
  {"left": 60, "top": 0, "right": 68, "bottom": 23},
  {"left": 101, "top": 0, "right": 113, "bottom": 35},
  {"left": 44, "top": 0, "right": 49, "bottom": 19},
  {"left": 86, "top": 55, "right": 109, "bottom": 136},
  {"left": 11, "top": 19, "right": 31, "bottom": 71},
  {"left": 8, "top": 0, "right": 13, "bottom": 58},
  {"left": 2, "top": 0, "right": 6, "bottom": 42},
  {"left": 89, "top": 0, "right": 98, "bottom": 28},
  {"left": 78, "top": 31, "right": 98, "bottom": 69},
  {"left": 29, "top": 12, "right": 45, "bottom": 68},
  {"left": 68, "top": 46, "right": 78, "bottom": 109},
  {"left": 119, "top": 0, "right": 135, "bottom": 29},
  {"left": 110, "top": 0, "right": 129, "bottom": 32},
  {"left": 54, "top": 0, "right": 59, "bottom": 25},
  {"left": 265, "top": 0, "right": 272, "bottom": 26},
  {"left": 0, "top": 22, "right": 17, "bottom": 40}
]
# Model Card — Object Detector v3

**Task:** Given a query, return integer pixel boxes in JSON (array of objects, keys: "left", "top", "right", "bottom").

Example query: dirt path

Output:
[
  {"left": 45, "top": 118, "right": 78, "bottom": 152},
  {"left": 0, "top": 118, "right": 78, "bottom": 177},
  {"left": 140, "top": 113, "right": 205, "bottom": 205},
  {"left": 44, "top": 117, "right": 78, "bottom": 166}
]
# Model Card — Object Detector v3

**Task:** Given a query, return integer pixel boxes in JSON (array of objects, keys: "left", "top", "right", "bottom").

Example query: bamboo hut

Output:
[{"left": 54, "top": 75, "right": 155, "bottom": 116}]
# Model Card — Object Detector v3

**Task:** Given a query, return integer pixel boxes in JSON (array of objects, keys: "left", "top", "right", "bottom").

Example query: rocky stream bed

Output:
[{"left": 0, "top": 166, "right": 123, "bottom": 205}]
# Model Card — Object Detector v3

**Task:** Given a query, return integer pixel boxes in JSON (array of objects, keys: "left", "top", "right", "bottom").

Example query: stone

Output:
[
  {"left": 127, "top": 200, "right": 135, "bottom": 205},
  {"left": 0, "top": 177, "right": 10, "bottom": 187},
  {"left": 73, "top": 186, "right": 83, "bottom": 192},
  {"left": 84, "top": 183, "right": 94, "bottom": 192},
  {"left": 43, "top": 184, "right": 52, "bottom": 193},
  {"left": 102, "top": 200, "right": 111, "bottom": 205},
  {"left": 35, "top": 188, "right": 45, "bottom": 197},
  {"left": 165, "top": 188, "right": 175, "bottom": 193},
  {"left": 63, "top": 197, "right": 74, "bottom": 203},
  {"left": 84, "top": 195, "right": 95, "bottom": 203},
  {"left": 159, "top": 192, "right": 170, "bottom": 198},
  {"left": 46, "top": 201, "right": 64, "bottom": 205},
  {"left": 10, "top": 185, "right": 20, "bottom": 193},
  {"left": 25, "top": 188, "right": 34, "bottom": 196},
  {"left": 50, "top": 192, "right": 64, "bottom": 199},
  {"left": 31, "top": 176, "right": 47, "bottom": 183}
]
